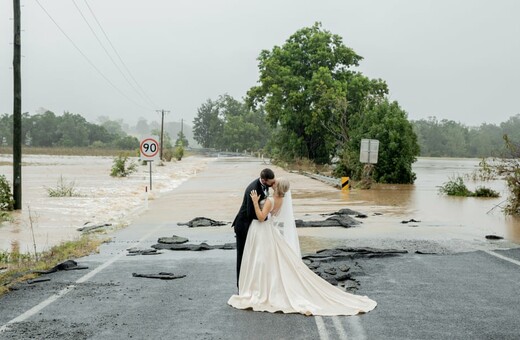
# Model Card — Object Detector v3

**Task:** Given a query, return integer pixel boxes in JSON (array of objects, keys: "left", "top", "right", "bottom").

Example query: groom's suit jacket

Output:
[{"left": 232, "top": 178, "right": 267, "bottom": 238}]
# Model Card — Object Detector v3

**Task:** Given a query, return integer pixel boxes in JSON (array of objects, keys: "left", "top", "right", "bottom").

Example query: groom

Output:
[{"left": 232, "top": 168, "right": 275, "bottom": 287}]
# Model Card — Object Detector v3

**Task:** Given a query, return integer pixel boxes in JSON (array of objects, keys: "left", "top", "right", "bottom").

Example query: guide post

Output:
[{"left": 140, "top": 137, "right": 160, "bottom": 191}]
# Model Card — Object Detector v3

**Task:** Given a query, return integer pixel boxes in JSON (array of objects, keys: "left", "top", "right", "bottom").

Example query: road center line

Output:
[
  {"left": 314, "top": 316, "right": 330, "bottom": 340},
  {"left": 0, "top": 223, "right": 164, "bottom": 333},
  {"left": 484, "top": 250, "right": 520, "bottom": 267},
  {"left": 332, "top": 316, "right": 348, "bottom": 339}
]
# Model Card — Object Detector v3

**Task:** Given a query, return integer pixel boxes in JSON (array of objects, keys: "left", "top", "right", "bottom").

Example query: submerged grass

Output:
[
  {"left": 0, "top": 235, "right": 106, "bottom": 296},
  {"left": 0, "top": 146, "right": 135, "bottom": 157}
]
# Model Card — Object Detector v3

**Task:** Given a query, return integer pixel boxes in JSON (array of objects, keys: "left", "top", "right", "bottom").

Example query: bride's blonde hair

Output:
[{"left": 275, "top": 178, "right": 290, "bottom": 197}]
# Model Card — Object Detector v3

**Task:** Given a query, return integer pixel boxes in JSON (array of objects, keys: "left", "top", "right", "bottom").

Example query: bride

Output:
[{"left": 228, "top": 178, "right": 377, "bottom": 316}]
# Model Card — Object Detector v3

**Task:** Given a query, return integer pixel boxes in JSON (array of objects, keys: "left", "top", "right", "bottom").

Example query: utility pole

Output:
[
  {"left": 13, "top": 0, "right": 22, "bottom": 210},
  {"left": 156, "top": 109, "right": 170, "bottom": 160}
]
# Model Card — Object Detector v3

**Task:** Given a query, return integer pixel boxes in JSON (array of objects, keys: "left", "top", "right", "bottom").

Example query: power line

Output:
[
  {"left": 34, "top": 0, "right": 150, "bottom": 111},
  {"left": 71, "top": 0, "right": 153, "bottom": 109},
  {"left": 83, "top": 0, "right": 158, "bottom": 108}
]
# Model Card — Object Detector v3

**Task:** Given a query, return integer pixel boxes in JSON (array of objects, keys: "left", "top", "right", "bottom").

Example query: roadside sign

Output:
[
  {"left": 140, "top": 137, "right": 160, "bottom": 161},
  {"left": 360, "top": 139, "right": 379, "bottom": 164},
  {"left": 341, "top": 177, "right": 350, "bottom": 190}
]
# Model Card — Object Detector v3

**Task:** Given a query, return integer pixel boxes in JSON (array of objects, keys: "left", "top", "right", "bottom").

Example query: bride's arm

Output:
[{"left": 250, "top": 190, "right": 272, "bottom": 222}]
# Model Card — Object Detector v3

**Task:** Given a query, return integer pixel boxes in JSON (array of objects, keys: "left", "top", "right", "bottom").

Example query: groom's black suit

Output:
[{"left": 232, "top": 178, "right": 267, "bottom": 287}]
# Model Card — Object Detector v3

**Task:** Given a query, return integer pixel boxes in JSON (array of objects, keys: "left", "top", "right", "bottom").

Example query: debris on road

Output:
[
  {"left": 126, "top": 248, "right": 161, "bottom": 256},
  {"left": 132, "top": 272, "right": 186, "bottom": 280},
  {"left": 152, "top": 242, "right": 236, "bottom": 251},
  {"left": 485, "top": 234, "right": 504, "bottom": 240},
  {"left": 33, "top": 260, "right": 88, "bottom": 274},
  {"left": 77, "top": 222, "right": 112, "bottom": 232},
  {"left": 178, "top": 217, "right": 228, "bottom": 227},
  {"left": 27, "top": 277, "right": 51, "bottom": 284},
  {"left": 157, "top": 235, "right": 189, "bottom": 244},
  {"left": 303, "top": 247, "right": 408, "bottom": 290}
]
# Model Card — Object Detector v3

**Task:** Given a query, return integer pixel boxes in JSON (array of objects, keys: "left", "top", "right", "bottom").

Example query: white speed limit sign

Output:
[{"left": 140, "top": 137, "right": 160, "bottom": 161}]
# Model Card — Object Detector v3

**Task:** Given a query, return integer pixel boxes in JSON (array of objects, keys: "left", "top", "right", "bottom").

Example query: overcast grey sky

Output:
[{"left": 1, "top": 0, "right": 519, "bottom": 127}]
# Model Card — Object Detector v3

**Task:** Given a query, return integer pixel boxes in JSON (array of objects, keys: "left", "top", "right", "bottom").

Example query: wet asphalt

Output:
[{"left": 1, "top": 157, "right": 520, "bottom": 340}]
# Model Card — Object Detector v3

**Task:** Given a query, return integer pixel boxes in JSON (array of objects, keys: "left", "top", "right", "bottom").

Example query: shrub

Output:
[
  {"left": 439, "top": 176, "right": 500, "bottom": 198},
  {"left": 46, "top": 175, "right": 80, "bottom": 197},
  {"left": 173, "top": 146, "right": 184, "bottom": 161},
  {"left": 0, "top": 211, "right": 12, "bottom": 223},
  {"left": 110, "top": 154, "right": 138, "bottom": 177},
  {"left": 0, "top": 175, "right": 14, "bottom": 211},
  {"left": 438, "top": 176, "right": 472, "bottom": 196},
  {"left": 90, "top": 141, "right": 106, "bottom": 149},
  {"left": 466, "top": 158, "right": 498, "bottom": 182},
  {"left": 473, "top": 187, "right": 500, "bottom": 198},
  {"left": 162, "top": 149, "right": 173, "bottom": 162},
  {"left": 494, "top": 135, "right": 520, "bottom": 215}
]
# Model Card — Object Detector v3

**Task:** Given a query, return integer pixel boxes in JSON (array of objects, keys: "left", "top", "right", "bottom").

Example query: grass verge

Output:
[
  {"left": 0, "top": 146, "right": 135, "bottom": 157},
  {"left": 0, "top": 235, "right": 106, "bottom": 296}
]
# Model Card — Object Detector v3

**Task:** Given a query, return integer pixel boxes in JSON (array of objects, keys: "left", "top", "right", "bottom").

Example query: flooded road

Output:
[
  {"left": 295, "top": 157, "right": 520, "bottom": 253},
  {"left": 0, "top": 154, "right": 519, "bottom": 254}
]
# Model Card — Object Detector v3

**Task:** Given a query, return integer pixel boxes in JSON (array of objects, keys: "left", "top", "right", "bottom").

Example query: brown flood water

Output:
[
  {"left": 294, "top": 157, "right": 520, "bottom": 253},
  {"left": 1, "top": 155, "right": 519, "bottom": 254}
]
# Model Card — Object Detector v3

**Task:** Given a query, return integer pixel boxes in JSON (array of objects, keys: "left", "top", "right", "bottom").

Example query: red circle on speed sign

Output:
[{"left": 140, "top": 138, "right": 159, "bottom": 158}]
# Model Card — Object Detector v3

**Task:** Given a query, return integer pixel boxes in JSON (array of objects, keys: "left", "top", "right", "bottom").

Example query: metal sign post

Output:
[
  {"left": 140, "top": 137, "right": 160, "bottom": 191},
  {"left": 359, "top": 139, "right": 380, "bottom": 189}
]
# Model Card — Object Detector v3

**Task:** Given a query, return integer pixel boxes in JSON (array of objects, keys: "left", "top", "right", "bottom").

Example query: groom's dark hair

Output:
[{"left": 260, "top": 168, "right": 275, "bottom": 180}]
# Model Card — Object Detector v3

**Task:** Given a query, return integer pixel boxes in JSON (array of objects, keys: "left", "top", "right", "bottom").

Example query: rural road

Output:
[{"left": 1, "top": 156, "right": 519, "bottom": 339}]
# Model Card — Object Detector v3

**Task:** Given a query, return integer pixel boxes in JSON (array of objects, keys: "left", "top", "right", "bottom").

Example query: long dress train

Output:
[{"left": 228, "top": 198, "right": 377, "bottom": 316}]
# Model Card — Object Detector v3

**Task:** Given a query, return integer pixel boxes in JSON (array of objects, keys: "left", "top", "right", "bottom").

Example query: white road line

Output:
[
  {"left": 484, "top": 250, "right": 520, "bottom": 267},
  {"left": 332, "top": 316, "right": 348, "bottom": 339},
  {"left": 0, "top": 224, "right": 164, "bottom": 333},
  {"left": 347, "top": 316, "right": 367, "bottom": 340},
  {"left": 314, "top": 316, "right": 330, "bottom": 340}
]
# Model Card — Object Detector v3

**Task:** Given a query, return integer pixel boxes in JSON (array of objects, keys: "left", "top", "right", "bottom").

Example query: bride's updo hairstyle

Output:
[{"left": 275, "top": 178, "right": 290, "bottom": 197}]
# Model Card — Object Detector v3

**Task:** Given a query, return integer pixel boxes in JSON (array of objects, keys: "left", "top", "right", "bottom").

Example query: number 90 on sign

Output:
[{"left": 140, "top": 138, "right": 160, "bottom": 160}]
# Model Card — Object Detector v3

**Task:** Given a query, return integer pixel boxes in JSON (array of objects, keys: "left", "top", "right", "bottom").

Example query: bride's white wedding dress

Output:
[{"left": 228, "top": 194, "right": 377, "bottom": 316}]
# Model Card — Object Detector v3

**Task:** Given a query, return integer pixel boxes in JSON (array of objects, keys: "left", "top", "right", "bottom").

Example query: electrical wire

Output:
[
  {"left": 83, "top": 0, "right": 158, "bottom": 108},
  {"left": 34, "top": 0, "right": 151, "bottom": 111},
  {"left": 72, "top": 0, "right": 153, "bottom": 109}
]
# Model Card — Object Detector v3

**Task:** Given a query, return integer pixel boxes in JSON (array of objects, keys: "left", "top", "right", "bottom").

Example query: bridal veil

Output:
[{"left": 273, "top": 190, "right": 301, "bottom": 257}]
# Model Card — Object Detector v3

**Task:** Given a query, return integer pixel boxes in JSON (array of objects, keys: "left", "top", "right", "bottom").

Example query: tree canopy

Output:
[
  {"left": 247, "top": 22, "right": 365, "bottom": 164},
  {"left": 0, "top": 110, "right": 138, "bottom": 149},
  {"left": 192, "top": 94, "right": 270, "bottom": 151},
  {"left": 412, "top": 115, "right": 520, "bottom": 158},
  {"left": 246, "top": 22, "right": 418, "bottom": 183}
]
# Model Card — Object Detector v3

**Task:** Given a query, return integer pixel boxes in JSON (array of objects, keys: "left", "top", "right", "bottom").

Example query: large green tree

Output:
[
  {"left": 56, "top": 112, "right": 90, "bottom": 147},
  {"left": 247, "top": 22, "right": 388, "bottom": 164},
  {"left": 28, "top": 110, "right": 59, "bottom": 147},
  {"left": 218, "top": 95, "right": 270, "bottom": 151},
  {"left": 193, "top": 94, "right": 270, "bottom": 151},
  {"left": 193, "top": 98, "right": 223, "bottom": 148}
]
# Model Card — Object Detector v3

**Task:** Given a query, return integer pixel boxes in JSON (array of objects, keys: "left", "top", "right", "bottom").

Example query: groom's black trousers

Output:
[{"left": 235, "top": 228, "right": 247, "bottom": 288}]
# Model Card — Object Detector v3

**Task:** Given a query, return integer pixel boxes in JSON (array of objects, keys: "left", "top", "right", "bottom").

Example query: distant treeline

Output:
[
  {"left": 412, "top": 115, "right": 520, "bottom": 158},
  {"left": 0, "top": 111, "right": 138, "bottom": 149},
  {"left": 2, "top": 110, "right": 519, "bottom": 159}
]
